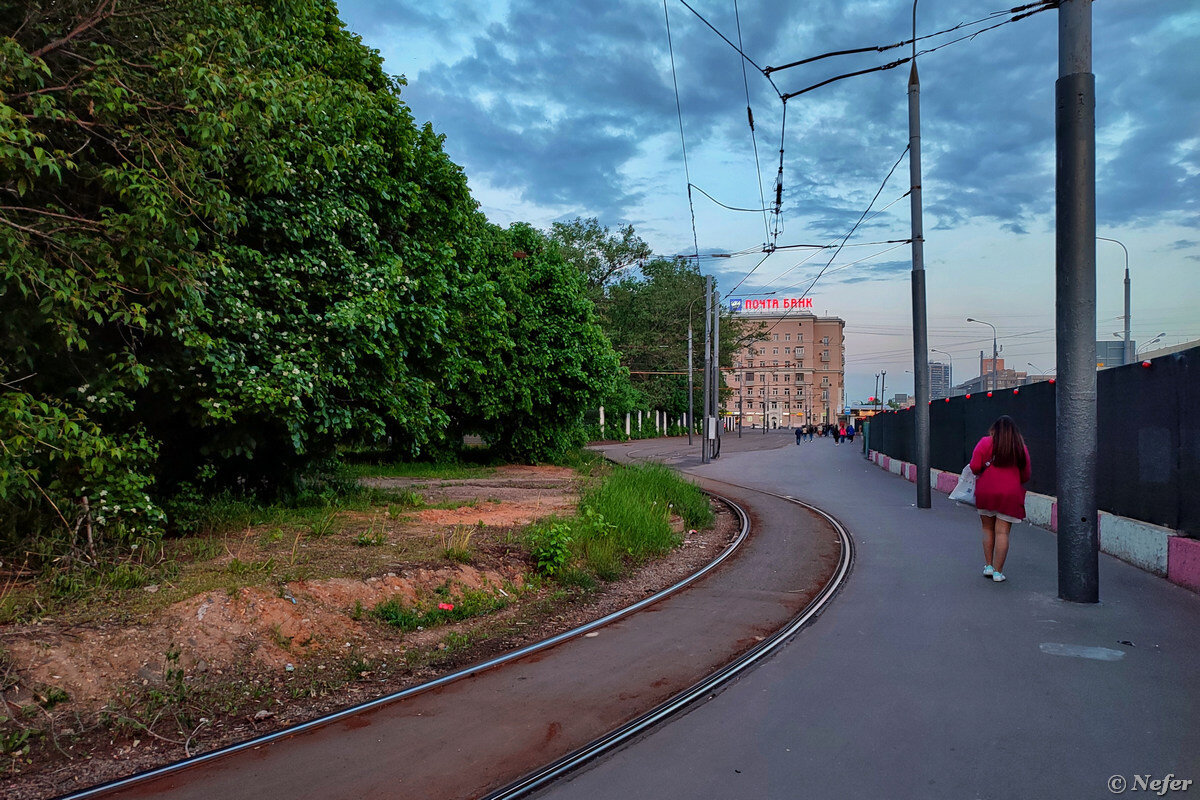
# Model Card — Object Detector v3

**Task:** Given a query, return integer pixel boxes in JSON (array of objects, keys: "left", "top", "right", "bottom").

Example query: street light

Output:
[
  {"left": 930, "top": 348, "right": 953, "bottom": 397},
  {"left": 967, "top": 318, "right": 998, "bottom": 391},
  {"left": 1097, "top": 236, "right": 1132, "bottom": 365},
  {"left": 1137, "top": 332, "right": 1166, "bottom": 355}
]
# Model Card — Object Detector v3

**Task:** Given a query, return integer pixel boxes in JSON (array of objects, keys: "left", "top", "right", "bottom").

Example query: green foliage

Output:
[
  {"left": 527, "top": 522, "right": 573, "bottom": 576},
  {"left": 1, "top": 1, "right": 625, "bottom": 562},
  {"left": 372, "top": 584, "right": 509, "bottom": 631}
]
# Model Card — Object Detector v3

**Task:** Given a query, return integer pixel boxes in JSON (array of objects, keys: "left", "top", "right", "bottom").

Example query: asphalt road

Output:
[{"left": 538, "top": 431, "right": 1200, "bottom": 800}]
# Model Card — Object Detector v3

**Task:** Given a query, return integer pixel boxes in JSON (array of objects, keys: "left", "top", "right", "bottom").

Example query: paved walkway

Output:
[{"left": 549, "top": 431, "right": 1200, "bottom": 799}]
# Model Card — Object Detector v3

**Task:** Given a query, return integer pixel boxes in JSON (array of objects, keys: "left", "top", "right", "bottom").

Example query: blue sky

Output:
[{"left": 335, "top": 0, "right": 1198, "bottom": 403}]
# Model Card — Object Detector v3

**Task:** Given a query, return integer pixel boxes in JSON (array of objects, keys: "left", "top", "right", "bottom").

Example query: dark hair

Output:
[{"left": 988, "top": 415, "right": 1027, "bottom": 470}]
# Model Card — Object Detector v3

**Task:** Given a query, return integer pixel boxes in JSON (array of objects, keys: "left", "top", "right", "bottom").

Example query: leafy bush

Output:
[{"left": 528, "top": 522, "right": 573, "bottom": 576}]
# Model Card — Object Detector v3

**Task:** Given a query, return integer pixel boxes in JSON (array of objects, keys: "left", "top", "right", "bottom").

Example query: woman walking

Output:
[{"left": 971, "top": 415, "right": 1032, "bottom": 583}]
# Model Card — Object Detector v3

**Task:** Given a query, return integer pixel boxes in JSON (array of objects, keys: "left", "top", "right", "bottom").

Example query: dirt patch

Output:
[{"left": 0, "top": 465, "right": 739, "bottom": 800}]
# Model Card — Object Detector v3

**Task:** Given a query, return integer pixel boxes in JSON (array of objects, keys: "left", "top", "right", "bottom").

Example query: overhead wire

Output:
[
  {"left": 733, "top": 0, "right": 772, "bottom": 246},
  {"left": 663, "top": 0, "right": 701, "bottom": 266}
]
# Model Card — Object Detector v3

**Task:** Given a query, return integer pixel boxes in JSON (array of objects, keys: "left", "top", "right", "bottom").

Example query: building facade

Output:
[
  {"left": 930, "top": 361, "right": 952, "bottom": 400},
  {"left": 722, "top": 304, "right": 846, "bottom": 428}
]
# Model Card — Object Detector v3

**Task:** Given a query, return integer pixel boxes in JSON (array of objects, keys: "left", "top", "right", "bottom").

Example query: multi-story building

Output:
[
  {"left": 930, "top": 361, "right": 952, "bottom": 399},
  {"left": 722, "top": 300, "right": 846, "bottom": 428}
]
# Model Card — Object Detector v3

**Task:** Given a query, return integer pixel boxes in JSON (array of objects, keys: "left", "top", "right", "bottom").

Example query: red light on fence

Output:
[
  {"left": 987, "top": 391, "right": 993, "bottom": 397},
  {"left": 1142, "top": 360, "right": 1151, "bottom": 368},
  {"left": 1048, "top": 378, "right": 1055, "bottom": 384},
  {"left": 965, "top": 393, "right": 971, "bottom": 399},
  {"left": 1013, "top": 388, "right": 1019, "bottom": 395},
  {"left": 944, "top": 398, "right": 950, "bottom": 403}
]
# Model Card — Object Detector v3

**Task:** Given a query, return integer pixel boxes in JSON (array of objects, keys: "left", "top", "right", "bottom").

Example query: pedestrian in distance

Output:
[
  {"left": 972, "top": 415, "right": 1032, "bottom": 583},
  {"left": 795, "top": 426, "right": 803, "bottom": 445},
  {"left": 846, "top": 422, "right": 855, "bottom": 444}
]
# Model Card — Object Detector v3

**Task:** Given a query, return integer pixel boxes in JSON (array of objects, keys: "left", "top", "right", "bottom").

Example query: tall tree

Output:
[{"left": 548, "top": 217, "right": 651, "bottom": 295}]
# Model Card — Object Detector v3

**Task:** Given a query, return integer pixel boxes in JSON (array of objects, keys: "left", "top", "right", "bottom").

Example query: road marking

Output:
[{"left": 1039, "top": 642, "right": 1126, "bottom": 661}]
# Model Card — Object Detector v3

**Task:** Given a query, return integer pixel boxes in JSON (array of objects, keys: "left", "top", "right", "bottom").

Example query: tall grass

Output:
[{"left": 524, "top": 462, "right": 714, "bottom": 582}]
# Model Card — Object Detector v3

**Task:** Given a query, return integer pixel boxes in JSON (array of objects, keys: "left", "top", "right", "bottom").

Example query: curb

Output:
[{"left": 867, "top": 450, "right": 1200, "bottom": 595}]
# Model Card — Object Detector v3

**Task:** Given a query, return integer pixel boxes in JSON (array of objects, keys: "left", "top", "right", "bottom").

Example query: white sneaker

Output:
[
  {"left": 983, "top": 564, "right": 995, "bottom": 577},
  {"left": 992, "top": 571, "right": 1007, "bottom": 583}
]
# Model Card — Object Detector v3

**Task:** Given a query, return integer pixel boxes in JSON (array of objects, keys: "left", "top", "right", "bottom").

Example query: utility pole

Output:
[
  {"left": 908, "top": 0, "right": 931, "bottom": 508},
  {"left": 711, "top": 283, "right": 721, "bottom": 458},
  {"left": 1056, "top": 0, "right": 1098, "bottom": 603},
  {"left": 687, "top": 318, "right": 694, "bottom": 445},
  {"left": 701, "top": 275, "right": 713, "bottom": 463}
]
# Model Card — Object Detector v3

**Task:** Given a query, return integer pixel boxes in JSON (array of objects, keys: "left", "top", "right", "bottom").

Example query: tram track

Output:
[{"left": 62, "top": 452, "right": 850, "bottom": 800}]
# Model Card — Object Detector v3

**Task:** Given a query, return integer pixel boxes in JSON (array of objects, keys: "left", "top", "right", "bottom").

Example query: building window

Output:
[
  {"left": 798, "top": 361, "right": 804, "bottom": 370},
  {"left": 773, "top": 360, "right": 779, "bottom": 367},
  {"left": 784, "top": 388, "right": 790, "bottom": 395},
  {"left": 785, "top": 333, "right": 791, "bottom": 341},
  {"left": 745, "top": 372, "right": 754, "bottom": 382},
  {"left": 783, "top": 374, "right": 789, "bottom": 382},
  {"left": 772, "top": 334, "right": 779, "bottom": 341},
  {"left": 822, "top": 390, "right": 829, "bottom": 401},
  {"left": 822, "top": 336, "right": 829, "bottom": 345},
  {"left": 797, "top": 347, "right": 804, "bottom": 356},
  {"left": 772, "top": 347, "right": 779, "bottom": 355},
  {"left": 784, "top": 347, "right": 791, "bottom": 354},
  {"left": 797, "top": 334, "right": 803, "bottom": 342}
]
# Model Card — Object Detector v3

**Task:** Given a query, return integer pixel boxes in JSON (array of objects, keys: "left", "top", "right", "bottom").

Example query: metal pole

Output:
[
  {"left": 908, "top": 5, "right": 930, "bottom": 508},
  {"left": 1056, "top": 0, "right": 1098, "bottom": 603},
  {"left": 687, "top": 319, "right": 693, "bottom": 445},
  {"left": 701, "top": 276, "right": 713, "bottom": 463},
  {"left": 1097, "top": 237, "right": 1132, "bottom": 365},
  {"left": 874, "top": 373, "right": 880, "bottom": 412},
  {"left": 712, "top": 285, "right": 721, "bottom": 457},
  {"left": 880, "top": 371, "right": 886, "bottom": 411}
]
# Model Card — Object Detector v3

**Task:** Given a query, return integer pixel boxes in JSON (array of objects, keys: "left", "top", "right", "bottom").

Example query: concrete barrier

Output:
[{"left": 869, "top": 454, "right": 1197, "bottom": 595}]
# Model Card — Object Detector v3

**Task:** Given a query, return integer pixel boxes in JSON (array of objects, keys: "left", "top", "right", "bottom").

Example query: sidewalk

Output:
[{"left": 552, "top": 431, "right": 1200, "bottom": 799}]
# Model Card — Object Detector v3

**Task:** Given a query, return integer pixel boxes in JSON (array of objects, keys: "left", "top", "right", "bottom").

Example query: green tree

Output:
[{"left": 549, "top": 217, "right": 651, "bottom": 295}]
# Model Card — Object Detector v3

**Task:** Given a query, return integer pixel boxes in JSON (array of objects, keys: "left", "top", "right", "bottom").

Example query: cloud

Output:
[{"left": 335, "top": 0, "right": 1199, "bottom": 249}]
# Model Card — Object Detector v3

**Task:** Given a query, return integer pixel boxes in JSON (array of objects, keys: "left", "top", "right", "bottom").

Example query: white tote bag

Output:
[{"left": 948, "top": 465, "right": 977, "bottom": 506}]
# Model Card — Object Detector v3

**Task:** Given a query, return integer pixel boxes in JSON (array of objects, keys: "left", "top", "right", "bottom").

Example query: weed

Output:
[
  {"left": 373, "top": 585, "right": 509, "bottom": 632},
  {"left": 440, "top": 525, "right": 476, "bottom": 563},
  {"left": 34, "top": 686, "right": 70, "bottom": 710},
  {"left": 309, "top": 510, "right": 339, "bottom": 538},
  {"left": 527, "top": 522, "right": 572, "bottom": 576},
  {"left": 354, "top": 530, "right": 387, "bottom": 547},
  {"left": 387, "top": 489, "right": 425, "bottom": 511},
  {"left": 228, "top": 557, "right": 276, "bottom": 575}
]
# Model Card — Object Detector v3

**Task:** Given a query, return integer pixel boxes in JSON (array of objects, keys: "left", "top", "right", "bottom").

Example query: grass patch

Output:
[
  {"left": 372, "top": 584, "right": 510, "bottom": 632},
  {"left": 344, "top": 462, "right": 498, "bottom": 480},
  {"left": 518, "top": 460, "right": 714, "bottom": 586}
]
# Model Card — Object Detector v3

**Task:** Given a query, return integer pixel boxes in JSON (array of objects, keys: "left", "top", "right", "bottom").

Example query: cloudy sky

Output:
[{"left": 335, "top": 0, "right": 1198, "bottom": 403}]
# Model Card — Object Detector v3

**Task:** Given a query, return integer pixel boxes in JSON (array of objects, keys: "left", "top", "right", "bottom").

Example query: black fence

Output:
[{"left": 864, "top": 345, "right": 1199, "bottom": 539}]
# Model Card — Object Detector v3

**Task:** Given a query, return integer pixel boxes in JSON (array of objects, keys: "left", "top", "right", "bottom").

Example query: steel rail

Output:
[
  {"left": 60, "top": 493, "right": 751, "bottom": 800},
  {"left": 482, "top": 483, "right": 854, "bottom": 800}
]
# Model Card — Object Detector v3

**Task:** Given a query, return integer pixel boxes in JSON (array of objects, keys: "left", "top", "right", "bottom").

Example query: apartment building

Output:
[{"left": 722, "top": 302, "right": 846, "bottom": 428}]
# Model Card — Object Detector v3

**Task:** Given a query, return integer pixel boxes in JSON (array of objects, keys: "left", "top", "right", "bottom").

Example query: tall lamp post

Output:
[
  {"left": 931, "top": 348, "right": 953, "bottom": 397},
  {"left": 967, "top": 318, "right": 998, "bottom": 391},
  {"left": 1137, "top": 333, "right": 1166, "bottom": 355},
  {"left": 1097, "top": 236, "right": 1131, "bottom": 365}
]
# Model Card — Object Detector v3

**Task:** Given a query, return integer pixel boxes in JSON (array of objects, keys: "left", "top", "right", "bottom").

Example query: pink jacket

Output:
[{"left": 970, "top": 435, "right": 1032, "bottom": 520}]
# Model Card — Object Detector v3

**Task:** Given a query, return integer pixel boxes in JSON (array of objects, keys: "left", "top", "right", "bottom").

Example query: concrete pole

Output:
[
  {"left": 625, "top": 413, "right": 630, "bottom": 437},
  {"left": 907, "top": 9, "right": 931, "bottom": 509},
  {"left": 702, "top": 276, "right": 713, "bottom": 463},
  {"left": 599, "top": 405, "right": 605, "bottom": 436},
  {"left": 712, "top": 287, "right": 721, "bottom": 457},
  {"left": 1056, "top": 0, "right": 1099, "bottom": 603},
  {"left": 687, "top": 318, "right": 694, "bottom": 445}
]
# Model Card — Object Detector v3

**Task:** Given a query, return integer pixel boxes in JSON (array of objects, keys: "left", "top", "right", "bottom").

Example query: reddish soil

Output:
[{"left": 0, "top": 465, "right": 737, "bottom": 800}]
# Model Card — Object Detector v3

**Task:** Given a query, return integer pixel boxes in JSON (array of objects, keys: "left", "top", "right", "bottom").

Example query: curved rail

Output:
[
  {"left": 61, "top": 494, "right": 751, "bottom": 800},
  {"left": 482, "top": 486, "right": 854, "bottom": 800}
]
